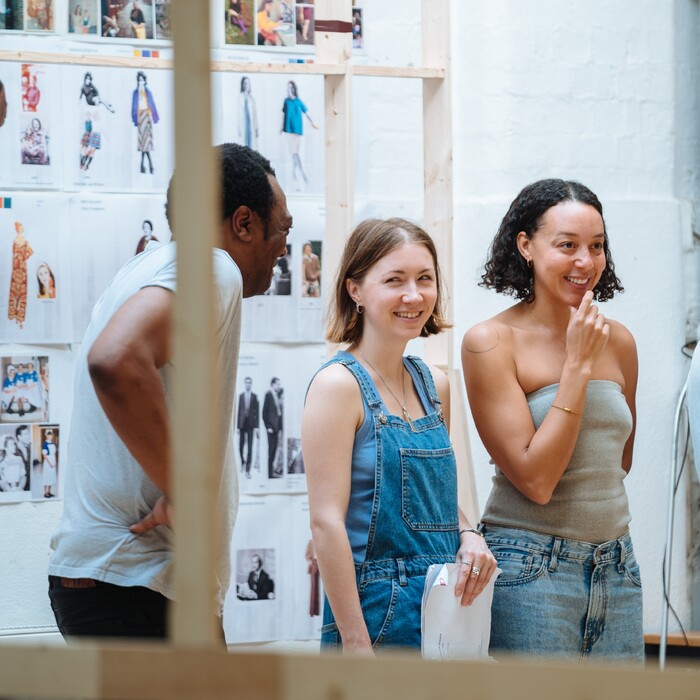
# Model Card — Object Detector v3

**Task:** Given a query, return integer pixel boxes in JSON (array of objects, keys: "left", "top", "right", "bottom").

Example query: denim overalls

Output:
[{"left": 320, "top": 354, "right": 459, "bottom": 651}]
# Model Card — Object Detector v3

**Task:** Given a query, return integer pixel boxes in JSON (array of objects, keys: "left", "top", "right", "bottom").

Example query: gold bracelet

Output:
[{"left": 551, "top": 404, "right": 583, "bottom": 416}]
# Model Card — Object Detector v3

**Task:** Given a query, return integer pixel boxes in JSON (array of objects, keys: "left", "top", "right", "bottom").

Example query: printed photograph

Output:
[
  {"left": 236, "top": 548, "right": 276, "bottom": 601},
  {"left": 224, "top": 0, "right": 253, "bottom": 46},
  {"left": 68, "top": 0, "right": 98, "bottom": 34},
  {"left": 0, "top": 1, "right": 25, "bottom": 30},
  {"left": 0, "top": 423, "right": 31, "bottom": 493},
  {"left": 31, "top": 423, "right": 58, "bottom": 499},
  {"left": 301, "top": 240, "right": 321, "bottom": 298},
  {"left": 101, "top": 0, "right": 153, "bottom": 39},
  {"left": 295, "top": 1, "right": 313, "bottom": 45},
  {"left": 1, "top": 356, "right": 49, "bottom": 423},
  {"left": 24, "top": 0, "right": 53, "bottom": 31},
  {"left": 265, "top": 243, "right": 291, "bottom": 296},
  {"left": 256, "top": 0, "right": 294, "bottom": 47}
]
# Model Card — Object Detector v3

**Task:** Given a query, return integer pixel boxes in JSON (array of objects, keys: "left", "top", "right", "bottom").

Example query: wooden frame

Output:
[{"left": 2, "top": 1, "right": 697, "bottom": 695}]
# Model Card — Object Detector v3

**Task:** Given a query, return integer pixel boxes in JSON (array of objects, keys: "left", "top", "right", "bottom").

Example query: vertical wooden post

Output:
[
  {"left": 421, "top": 0, "right": 478, "bottom": 523},
  {"left": 170, "top": 0, "right": 221, "bottom": 648},
  {"left": 316, "top": 0, "right": 354, "bottom": 297}
]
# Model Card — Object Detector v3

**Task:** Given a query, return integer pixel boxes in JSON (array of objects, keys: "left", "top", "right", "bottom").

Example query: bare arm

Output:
[
  {"left": 302, "top": 364, "right": 372, "bottom": 655},
  {"left": 428, "top": 364, "right": 497, "bottom": 604},
  {"left": 88, "top": 285, "right": 172, "bottom": 501},
  {"left": 610, "top": 320, "right": 638, "bottom": 472},
  {"left": 462, "top": 291, "right": 609, "bottom": 505}
]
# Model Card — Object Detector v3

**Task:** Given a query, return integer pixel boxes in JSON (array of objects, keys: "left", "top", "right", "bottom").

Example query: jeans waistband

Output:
[
  {"left": 355, "top": 554, "right": 454, "bottom": 584},
  {"left": 481, "top": 524, "right": 633, "bottom": 566}
]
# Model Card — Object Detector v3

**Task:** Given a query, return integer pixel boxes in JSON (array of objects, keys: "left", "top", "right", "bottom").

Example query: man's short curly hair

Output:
[
  {"left": 165, "top": 143, "right": 276, "bottom": 235},
  {"left": 481, "top": 178, "right": 623, "bottom": 303}
]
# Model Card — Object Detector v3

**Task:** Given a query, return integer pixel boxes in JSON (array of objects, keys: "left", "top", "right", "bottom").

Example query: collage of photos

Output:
[
  {"left": 234, "top": 345, "right": 326, "bottom": 495},
  {"left": 1, "top": 0, "right": 363, "bottom": 52},
  {"left": 224, "top": 496, "right": 322, "bottom": 643},
  {"left": 0, "top": 355, "right": 59, "bottom": 503}
]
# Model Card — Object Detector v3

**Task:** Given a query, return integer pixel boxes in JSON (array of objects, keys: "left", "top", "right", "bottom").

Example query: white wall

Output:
[
  {"left": 363, "top": 0, "right": 699, "bottom": 635},
  {"left": 448, "top": 0, "right": 698, "bottom": 635}
]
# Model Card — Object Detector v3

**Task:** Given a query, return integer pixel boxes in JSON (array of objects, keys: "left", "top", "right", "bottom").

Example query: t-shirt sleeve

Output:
[
  {"left": 300, "top": 99, "right": 308, "bottom": 114},
  {"left": 141, "top": 257, "right": 177, "bottom": 295}
]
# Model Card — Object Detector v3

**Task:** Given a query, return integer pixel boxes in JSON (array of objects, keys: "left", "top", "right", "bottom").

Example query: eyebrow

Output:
[
  {"left": 554, "top": 231, "right": 605, "bottom": 238},
  {"left": 384, "top": 267, "right": 434, "bottom": 275}
]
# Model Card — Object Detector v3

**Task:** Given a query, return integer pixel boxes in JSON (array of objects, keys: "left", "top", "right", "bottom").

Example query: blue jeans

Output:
[{"left": 483, "top": 525, "right": 644, "bottom": 662}]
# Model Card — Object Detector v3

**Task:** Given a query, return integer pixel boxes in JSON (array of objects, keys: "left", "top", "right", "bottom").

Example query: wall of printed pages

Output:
[{"left": 0, "top": 0, "right": 373, "bottom": 645}]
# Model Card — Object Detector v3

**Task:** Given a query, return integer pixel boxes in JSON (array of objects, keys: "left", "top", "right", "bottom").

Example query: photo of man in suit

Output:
[
  {"left": 15, "top": 424, "right": 31, "bottom": 491},
  {"left": 236, "top": 376, "right": 259, "bottom": 478},
  {"left": 262, "top": 376, "right": 283, "bottom": 478},
  {"left": 247, "top": 553, "right": 274, "bottom": 600}
]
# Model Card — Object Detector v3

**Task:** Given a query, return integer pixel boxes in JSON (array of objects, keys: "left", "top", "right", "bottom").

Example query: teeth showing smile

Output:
[
  {"left": 565, "top": 276, "right": 589, "bottom": 285},
  {"left": 395, "top": 312, "right": 421, "bottom": 319}
]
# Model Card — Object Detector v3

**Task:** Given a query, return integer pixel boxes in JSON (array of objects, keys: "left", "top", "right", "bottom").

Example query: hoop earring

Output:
[
  {"left": 356, "top": 302, "right": 364, "bottom": 314},
  {"left": 526, "top": 259, "right": 533, "bottom": 269}
]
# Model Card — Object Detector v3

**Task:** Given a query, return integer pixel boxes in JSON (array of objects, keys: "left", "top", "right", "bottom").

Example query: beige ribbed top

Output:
[{"left": 481, "top": 380, "right": 632, "bottom": 544}]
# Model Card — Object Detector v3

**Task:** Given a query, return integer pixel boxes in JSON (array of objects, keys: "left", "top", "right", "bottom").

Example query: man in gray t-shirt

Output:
[{"left": 48, "top": 144, "right": 292, "bottom": 640}]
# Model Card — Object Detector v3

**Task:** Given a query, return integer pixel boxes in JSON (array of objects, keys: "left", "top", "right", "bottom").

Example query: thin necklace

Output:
[
  {"left": 529, "top": 308, "right": 567, "bottom": 346},
  {"left": 357, "top": 348, "right": 414, "bottom": 429}
]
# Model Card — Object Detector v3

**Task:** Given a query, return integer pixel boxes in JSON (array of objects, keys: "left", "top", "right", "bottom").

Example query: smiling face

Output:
[
  {"left": 348, "top": 241, "right": 438, "bottom": 344},
  {"left": 517, "top": 201, "right": 606, "bottom": 308},
  {"left": 38, "top": 264, "right": 51, "bottom": 287}
]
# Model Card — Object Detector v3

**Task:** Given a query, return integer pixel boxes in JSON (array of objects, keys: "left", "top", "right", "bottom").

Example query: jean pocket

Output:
[
  {"left": 623, "top": 550, "right": 643, "bottom": 588},
  {"left": 320, "top": 621, "right": 341, "bottom": 650},
  {"left": 488, "top": 546, "right": 547, "bottom": 587},
  {"left": 400, "top": 447, "right": 458, "bottom": 531},
  {"left": 359, "top": 579, "right": 399, "bottom": 648}
]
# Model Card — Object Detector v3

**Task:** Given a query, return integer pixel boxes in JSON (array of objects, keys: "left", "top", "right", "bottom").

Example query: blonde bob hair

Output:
[{"left": 327, "top": 217, "right": 450, "bottom": 344}]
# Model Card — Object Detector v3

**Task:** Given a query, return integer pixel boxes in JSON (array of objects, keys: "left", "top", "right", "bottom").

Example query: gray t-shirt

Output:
[{"left": 49, "top": 242, "right": 242, "bottom": 607}]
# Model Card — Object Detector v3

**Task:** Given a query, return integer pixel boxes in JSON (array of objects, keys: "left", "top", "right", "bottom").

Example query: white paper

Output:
[{"left": 421, "top": 563, "right": 501, "bottom": 660}]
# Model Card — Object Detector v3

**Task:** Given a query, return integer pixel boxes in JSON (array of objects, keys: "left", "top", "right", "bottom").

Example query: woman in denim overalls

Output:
[{"left": 303, "top": 218, "right": 496, "bottom": 654}]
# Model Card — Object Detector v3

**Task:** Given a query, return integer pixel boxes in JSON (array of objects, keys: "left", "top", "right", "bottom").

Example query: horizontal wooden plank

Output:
[
  {"left": 645, "top": 632, "right": 700, "bottom": 648},
  {"left": 0, "top": 50, "right": 443, "bottom": 78},
  {"left": 1, "top": 645, "right": 700, "bottom": 699}
]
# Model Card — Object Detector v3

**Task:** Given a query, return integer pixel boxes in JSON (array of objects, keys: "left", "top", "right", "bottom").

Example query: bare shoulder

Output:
[
  {"left": 461, "top": 315, "right": 514, "bottom": 355},
  {"left": 306, "top": 361, "right": 362, "bottom": 404},
  {"left": 606, "top": 318, "right": 637, "bottom": 357}
]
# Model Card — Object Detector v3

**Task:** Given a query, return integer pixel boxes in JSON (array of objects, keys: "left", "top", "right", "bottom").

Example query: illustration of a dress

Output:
[
  {"left": 131, "top": 72, "right": 159, "bottom": 174},
  {"left": 8, "top": 234, "right": 34, "bottom": 328}
]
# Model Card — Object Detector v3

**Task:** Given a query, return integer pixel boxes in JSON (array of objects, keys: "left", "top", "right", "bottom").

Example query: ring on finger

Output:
[
  {"left": 461, "top": 559, "right": 471, "bottom": 567},
  {"left": 470, "top": 566, "right": 481, "bottom": 577}
]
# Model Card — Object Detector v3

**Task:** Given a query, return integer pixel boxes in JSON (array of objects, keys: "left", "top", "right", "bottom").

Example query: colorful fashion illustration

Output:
[
  {"left": 131, "top": 71, "right": 159, "bottom": 174},
  {"left": 21, "top": 66, "right": 41, "bottom": 112},
  {"left": 79, "top": 111, "right": 101, "bottom": 171},
  {"left": 281, "top": 80, "right": 317, "bottom": 185},
  {"left": 8, "top": 222, "right": 33, "bottom": 329}
]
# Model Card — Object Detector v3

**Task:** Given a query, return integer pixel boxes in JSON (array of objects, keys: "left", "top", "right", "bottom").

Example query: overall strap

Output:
[
  {"left": 404, "top": 355, "right": 442, "bottom": 409},
  {"left": 306, "top": 352, "right": 383, "bottom": 410}
]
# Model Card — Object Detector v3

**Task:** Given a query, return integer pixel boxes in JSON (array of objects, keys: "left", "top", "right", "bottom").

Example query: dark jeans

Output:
[{"left": 48, "top": 575, "right": 169, "bottom": 639}]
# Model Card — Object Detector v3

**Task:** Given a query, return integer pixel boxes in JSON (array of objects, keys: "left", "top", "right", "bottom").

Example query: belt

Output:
[{"left": 59, "top": 577, "right": 97, "bottom": 588}]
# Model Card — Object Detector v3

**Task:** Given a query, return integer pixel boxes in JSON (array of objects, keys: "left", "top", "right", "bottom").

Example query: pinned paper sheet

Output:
[{"left": 421, "top": 563, "right": 501, "bottom": 660}]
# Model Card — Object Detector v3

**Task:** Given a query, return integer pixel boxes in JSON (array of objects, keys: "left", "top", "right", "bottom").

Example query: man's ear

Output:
[{"left": 232, "top": 205, "right": 254, "bottom": 242}]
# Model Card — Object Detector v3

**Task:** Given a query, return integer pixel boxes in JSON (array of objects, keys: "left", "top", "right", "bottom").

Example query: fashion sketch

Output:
[
  {"left": 8, "top": 222, "right": 33, "bottom": 328},
  {"left": 238, "top": 76, "right": 258, "bottom": 150},
  {"left": 79, "top": 111, "right": 101, "bottom": 171},
  {"left": 131, "top": 70, "right": 159, "bottom": 174},
  {"left": 79, "top": 72, "right": 114, "bottom": 113}
]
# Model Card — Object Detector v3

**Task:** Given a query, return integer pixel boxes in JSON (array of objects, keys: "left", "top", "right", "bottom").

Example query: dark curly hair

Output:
[
  {"left": 327, "top": 218, "right": 451, "bottom": 344},
  {"left": 165, "top": 143, "right": 276, "bottom": 236},
  {"left": 481, "top": 178, "right": 623, "bottom": 302}
]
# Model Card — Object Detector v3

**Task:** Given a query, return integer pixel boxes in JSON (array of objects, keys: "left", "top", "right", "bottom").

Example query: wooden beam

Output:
[
  {"left": 1, "top": 645, "right": 700, "bottom": 699},
  {"left": 170, "top": 0, "right": 220, "bottom": 648},
  {"left": 316, "top": 0, "right": 354, "bottom": 298}
]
